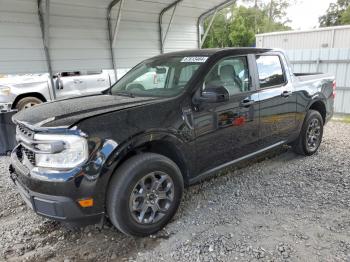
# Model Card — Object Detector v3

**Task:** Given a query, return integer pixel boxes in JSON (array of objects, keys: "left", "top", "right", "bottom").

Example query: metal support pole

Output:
[
  {"left": 37, "top": 0, "right": 56, "bottom": 99},
  {"left": 107, "top": 0, "right": 122, "bottom": 80},
  {"left": 162, "top": 4, "right": 178, "bottom": 45},
  {"left": 112, "top": 0, "right": 124, "bottom": 47},
  {"left": 197, "top": 0, "right": 235, "bottom": 49},
  {"left": 159, "top": 0, "right": 183, "bottom": 54},
  {"left": 200, "top": 9, "right": 218, "bottom": 48},
  {"left": 44, "top": 0, "right": 50, "bottom": 47}
]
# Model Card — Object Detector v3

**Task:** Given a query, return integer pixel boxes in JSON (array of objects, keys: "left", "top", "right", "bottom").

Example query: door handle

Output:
[
  {"left": 240, "top": 99, "right": 255, "bottom": 107},
  {"left": 73, "top": 79, "right": 83, "bottom": 84},
  {"left": 182, "top": 108, "right": 194, "bottom": 130},
  {"left": 97, "top": 78, "right": 106, "bottom": 82},
  {"left": 281, "top": 90, "right": 292, "bottom": 97}
]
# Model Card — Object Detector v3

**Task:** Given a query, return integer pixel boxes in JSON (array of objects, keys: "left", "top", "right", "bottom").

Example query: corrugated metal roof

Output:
[{"left": 0, "top": 0, "right": 232, "bottom": 74}]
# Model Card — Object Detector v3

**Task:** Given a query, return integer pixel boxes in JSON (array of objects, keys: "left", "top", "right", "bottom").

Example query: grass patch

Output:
[{"left": 332, "top": 114, "right": 350, "bottom": 124}]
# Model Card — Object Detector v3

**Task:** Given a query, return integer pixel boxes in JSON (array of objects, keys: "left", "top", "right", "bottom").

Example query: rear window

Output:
[{"left": 256, "top": 55, "right": 286, "bottom": 88}]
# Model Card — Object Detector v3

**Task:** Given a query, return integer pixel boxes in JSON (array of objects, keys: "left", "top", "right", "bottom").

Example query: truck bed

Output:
[{"left": 294, "top": 73, "right": 334, "bottom": 82}]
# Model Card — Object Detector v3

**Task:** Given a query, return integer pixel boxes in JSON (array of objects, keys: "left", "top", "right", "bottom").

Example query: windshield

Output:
[{"left": 110, "top": 56, "right": 207, "bottom": 97}]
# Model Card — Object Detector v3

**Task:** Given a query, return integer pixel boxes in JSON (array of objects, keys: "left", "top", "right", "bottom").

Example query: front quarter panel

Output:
[
  {"left": 76, "top": 97, "right": 196, "bottom": 182},
  {"left": 10, "top": 80, "right": 52, "bottom": 103}
]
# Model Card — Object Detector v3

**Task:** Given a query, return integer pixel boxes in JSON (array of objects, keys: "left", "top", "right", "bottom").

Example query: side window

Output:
[
  {"left": 256, "top": 55, "right": 286, "bottom": 88},
  {"left": 204, "top": 56, "right": 250, "bottom": 96},
  {"left": 179, "top": 64, "right": 200, "bottom": 87}
]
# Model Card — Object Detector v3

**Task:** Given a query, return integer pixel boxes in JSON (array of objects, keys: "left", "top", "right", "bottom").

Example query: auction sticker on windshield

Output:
[{"left": 181, "top": 57, "right": 208, "bottom": 63}]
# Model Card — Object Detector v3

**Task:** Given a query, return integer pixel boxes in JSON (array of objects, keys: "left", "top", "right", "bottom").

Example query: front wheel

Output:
[
  {"left": 293, "top": 109, "right": 324, "bottom": 156},
  {"left": 107, "top": 153, "right": 184, "bottom": 237},
  {"left": 15, "top": 97, "right": 43, "bottom": 111}
]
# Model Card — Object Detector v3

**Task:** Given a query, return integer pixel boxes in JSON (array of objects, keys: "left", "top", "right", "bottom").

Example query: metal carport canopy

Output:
[{"left": 0, "top": 0, "right": 234, "bottom": 76}]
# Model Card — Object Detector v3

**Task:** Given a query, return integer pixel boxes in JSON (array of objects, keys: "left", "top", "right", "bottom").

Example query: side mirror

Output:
[
  {"left": 55, "top": 76, "right": 63, "bottom": 90},
  {"left": 196, "top": 85, "right": 229, "bottom": 103}
]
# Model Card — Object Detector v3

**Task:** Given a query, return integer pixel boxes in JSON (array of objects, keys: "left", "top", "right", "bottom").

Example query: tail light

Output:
[{"left": 332, "top": 80, "right": 336, "bottom": 98}]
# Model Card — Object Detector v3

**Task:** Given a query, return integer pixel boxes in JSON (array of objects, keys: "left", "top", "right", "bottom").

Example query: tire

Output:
[
  {"left": 107, "top": 153, "right": 184, "bottom": 237},
  {"left": 293, "top": 109, "right": 324, "bottom": 156},
  {"left": 15, "top": 97, "right": 43, "bottom": 111}
]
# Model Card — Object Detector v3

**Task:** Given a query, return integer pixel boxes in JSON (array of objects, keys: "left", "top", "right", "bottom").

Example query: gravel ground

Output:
[{"left": 1, "top": 121, "right": 350, "bottom": 262}]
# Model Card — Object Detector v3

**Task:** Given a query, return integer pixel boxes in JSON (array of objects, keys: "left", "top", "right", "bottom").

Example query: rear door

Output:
[
  {"left": 193, "top": 55, "right": 260, "bottom": 174},
  {"left": 254, "top": 53, "right": 297, "bottom": 146}
]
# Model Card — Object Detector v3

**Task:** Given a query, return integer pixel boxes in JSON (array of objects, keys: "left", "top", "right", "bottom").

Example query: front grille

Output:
[
  {"left": 16, "top": 146, "right": 23, "bottom": 162},
  {"left": 17, "top": 124, "right": 35, "bottom": 139},
  {"left": 23, "top": 147, "right": 35, "bottom": 165},
  {"left": 16, "top": 145, "right": 36, "bottom": 166},
  {"left": 16, "top": 145, "right": 35, "bottom": 166},
  {"left": 16, "top": 122, "right": 37, "bottom": 167}
]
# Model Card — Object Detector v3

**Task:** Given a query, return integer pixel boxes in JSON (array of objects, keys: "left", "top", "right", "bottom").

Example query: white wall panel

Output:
[
  {"left": 0, "top": 0, "right": 227, "bottom": 74},
  {"left": 285, "top": 48, "right": 350, "bottom": 114},
  {"left": 0, "top": 0, "right": 46, "bottom": 74},
  {"left": 256, "top": 25, "right": 350, "bottom": 50}
]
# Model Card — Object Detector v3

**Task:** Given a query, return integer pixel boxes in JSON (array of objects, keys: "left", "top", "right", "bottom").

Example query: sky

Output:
[{"left": 287, "top": 0, "right": 336, "bottom": 30}]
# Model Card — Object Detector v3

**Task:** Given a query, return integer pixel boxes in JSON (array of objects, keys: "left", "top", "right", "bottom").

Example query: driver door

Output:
[{"left": 193, "top": 55, "right": 260, "bottom": 174}]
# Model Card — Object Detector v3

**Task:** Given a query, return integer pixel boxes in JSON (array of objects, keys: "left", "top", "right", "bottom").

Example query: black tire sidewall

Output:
[
  {"left": 107, "top": 153, "right": 183, "bottom": 237},
  {"left": 301, "top": 110, "right": 324, "bottom": 155}
]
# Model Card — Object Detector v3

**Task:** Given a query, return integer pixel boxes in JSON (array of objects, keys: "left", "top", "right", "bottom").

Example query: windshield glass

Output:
[{"left": 110, "top": 56, "right": 207, "bottom": 97}]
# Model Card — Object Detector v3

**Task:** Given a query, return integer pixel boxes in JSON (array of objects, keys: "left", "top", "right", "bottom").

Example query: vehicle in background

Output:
[
  {"left": 0, "top": 70, "right": 113, "bottom": 111},
  {"left": 9, "top": 48, "right": 335, "bottom": 237},
  {"left": 126, "top": 68, "right": 168, "bottom": 91}
]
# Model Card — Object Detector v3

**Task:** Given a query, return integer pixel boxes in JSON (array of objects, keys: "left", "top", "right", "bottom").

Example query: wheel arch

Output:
[
  {"left": 308, "top": 99, "right": 327, "bottom": 124},
  {"left": 107, "top": 132, "right": 192, "bottom": 186},
  {"left": 12, "top": 92, "right": 47, "bottom": 109}
]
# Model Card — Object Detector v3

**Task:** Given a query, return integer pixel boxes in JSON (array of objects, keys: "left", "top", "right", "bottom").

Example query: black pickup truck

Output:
[{"left": 9, "top": 48, "right": 335, "bottom": 236}]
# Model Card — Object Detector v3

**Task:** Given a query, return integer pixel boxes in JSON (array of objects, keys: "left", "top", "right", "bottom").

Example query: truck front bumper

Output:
[
  {"left": 8, "top": 145, "right": 109, "bottom": 225},
  {"left": 9, "top": 171, "right": 103, "bottom": 224}
]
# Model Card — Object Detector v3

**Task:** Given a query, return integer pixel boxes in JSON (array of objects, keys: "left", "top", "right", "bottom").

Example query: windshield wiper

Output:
[{"left": 113, "top": 91, "right": 135, "bottom": 98}]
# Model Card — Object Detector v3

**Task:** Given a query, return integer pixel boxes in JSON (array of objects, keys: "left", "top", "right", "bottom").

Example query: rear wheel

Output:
[
  {"left": 107, "top": 153, "right": 184, "bottom": 237},
  {"left": 293, "top": 109, "right": 324, "bottom": 156},
  {"left": 15, "top": 97, "right": 43, "bottom": 111}
]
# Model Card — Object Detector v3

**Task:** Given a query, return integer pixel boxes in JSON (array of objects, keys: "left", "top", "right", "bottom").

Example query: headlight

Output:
[
  {"left": 0, "top": 86, "right": 11, "bottom": 96},
  {"left": 34, "top": 134, "right": 88, "bottom": 169}
]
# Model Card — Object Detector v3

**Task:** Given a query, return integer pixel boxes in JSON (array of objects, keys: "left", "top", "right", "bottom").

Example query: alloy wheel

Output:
[
  {"left": 306, "top": 118, "right": 321, "bottom": 151},
  {"left": 129, "top": 172, "right": 174, "bottom": 224}
]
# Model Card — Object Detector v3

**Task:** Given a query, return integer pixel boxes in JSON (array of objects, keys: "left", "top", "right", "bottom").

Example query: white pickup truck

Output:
[{"left": 0, "top": 70, "right": 113, "bottom": 112}]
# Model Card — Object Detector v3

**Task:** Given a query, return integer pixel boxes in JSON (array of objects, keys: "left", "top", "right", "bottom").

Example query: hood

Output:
[{"left": 13, "top": 94, "right": 158, "bottom": 128}]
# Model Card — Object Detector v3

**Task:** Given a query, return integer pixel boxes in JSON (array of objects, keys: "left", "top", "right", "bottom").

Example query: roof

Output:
[
  {"left": 0, "top": 0, "right": 235, "bottom": 75},
  {"left": 155, "top": 47, "right": 274, "bottom": 58}
]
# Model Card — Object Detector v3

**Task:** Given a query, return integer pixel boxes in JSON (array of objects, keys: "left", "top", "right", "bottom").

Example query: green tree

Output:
[
  {"left": 341, "top": 6, "right": 350, "bottom": 24},
  {"left": 228, "top": 15, "right": 256, "bottom": 47},
  {"left": 243, "top": 0, "right": 292, "bottom": 32},
  {"left": 319, "top": 0, "right": 350, "bottom": 26},
  {"left": 202, "top": 3, "right": 291, "bottom": 48}
]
